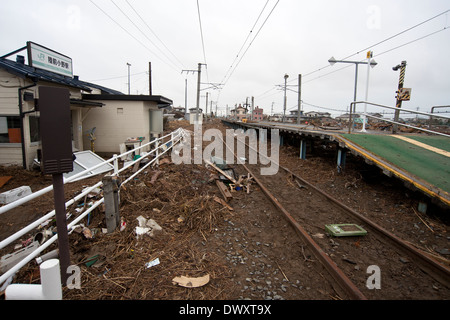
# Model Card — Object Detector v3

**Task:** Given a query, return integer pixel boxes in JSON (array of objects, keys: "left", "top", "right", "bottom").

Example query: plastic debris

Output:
[
  {"left": 135, "top": 215, "right": 162, "bottom": 239},
  {"left": 145, "top": 258, "right": 160, "bottom": 269}
]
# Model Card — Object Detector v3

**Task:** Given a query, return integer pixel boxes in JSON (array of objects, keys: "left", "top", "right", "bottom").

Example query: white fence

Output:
[{"left": 0, "top": 127, "right": 189, "bottom": 287}]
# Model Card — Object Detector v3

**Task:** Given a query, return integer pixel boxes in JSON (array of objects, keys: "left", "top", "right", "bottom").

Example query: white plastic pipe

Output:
[{"left": 5, "top": 259, "right": 62, "bottom": 300}]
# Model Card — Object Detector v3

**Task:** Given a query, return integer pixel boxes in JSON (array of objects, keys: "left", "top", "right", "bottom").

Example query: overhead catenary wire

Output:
[
  {"left": 196, "top": 0, "right": 209, "bottom": 84},
  {"left": 125, "top": 0, "right": 186, "bottom": 70},
  {"left": 110, "top": 0, "right": 182, "bottom": 72},
  {"left": 291, "top": 9, "right": 450, "bottom": 84},
  {"left": 89, "top": 0, "right": 180, "bottom": 73},
  {"left": 221, "top": 0, "right": 280, "bottom": 87},
  {"left": 219, "top": 0, "right": 271, "bottom": 86},
  {"left": 302, "top": 25, "right": 450, "bottom": 86}
]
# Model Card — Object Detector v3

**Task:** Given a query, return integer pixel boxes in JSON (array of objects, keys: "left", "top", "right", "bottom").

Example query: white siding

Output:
[{"left": 82, "top": 100, "right": 158, "bottom": 153}]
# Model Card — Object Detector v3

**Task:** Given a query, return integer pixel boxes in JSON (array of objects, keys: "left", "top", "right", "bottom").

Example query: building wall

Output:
[
  {"left": 1, "top": 69, "right": 86, "bottom": 168},
  {"left": 81, "top": 99, "right": 159, "bottom": 154},
  {"left": 0, "top": 69, "right": 24, "bottom": 166}
]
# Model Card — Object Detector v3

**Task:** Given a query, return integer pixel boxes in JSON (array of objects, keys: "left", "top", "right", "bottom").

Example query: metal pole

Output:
[
  {"left": 393, "top": 61, "right": 407, "bottom": 134},
  {"left": 362, "top": 52, "right": 372, "bottom": 132},
  {"left": 148, "top": 62, "right": 152, "bottom": 95},
  {"left": 251, "top": 96, "right": 254, "bottom": 121},
  {"left": 297, "top": 74, "right": 302, "bottom": 124},
  {"left": 127, "top": 63, "right": 131, "bottom": 95},
  {"left": 283, "top": 74, "right": 288, "bottom": 122},
  {"left": 184, "top": 78, "right": 188, "bottom": 116},
  {"left": 196, "top": 63, "right": 201, "bottom": 123},
  {"left": 348, "top": 64, "right": 359, "bottom": 133},
  {"left": 205, "top": 92, "right": 208, "bottom": 122},
  {"left": 52, "top": 173, "right": 70, "bottom": 285}
]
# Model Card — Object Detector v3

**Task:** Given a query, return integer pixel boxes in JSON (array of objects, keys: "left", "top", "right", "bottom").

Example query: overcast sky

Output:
[{"left": 1, "top": 0, "right": 449, "bottom": 117}]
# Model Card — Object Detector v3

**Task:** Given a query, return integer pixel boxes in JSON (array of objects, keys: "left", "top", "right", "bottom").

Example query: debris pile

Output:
[{"left": 62, "top": 156, "right": 235, "bottom": 299}]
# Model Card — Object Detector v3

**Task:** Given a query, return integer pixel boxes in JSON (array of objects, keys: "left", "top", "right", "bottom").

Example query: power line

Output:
[
  {"left": 222, "top": 0, "right": 280, "bottom": 87},
  {"left": 341, "top": 9, "right": 450, "bottom": 62},
  {"left": 376, "top": 26, "right": 449, "bottom": 57},
  {"left": 219, "top": 0, "right": 270, "bottom": 86},
  {"left": 89, "top": 0, "right": 179, "bottom": 73},
  {"left": 125, "top": 0, "right": 186, "bottom": 69},
  {"left": 295, "top": 9, "right": 450, "bottom": 82},
  {"left": 196, "top": 0, "right": 209, "bottom": 84},
  {"left": 88, "top": 71, "right": 147, "bottom": 82},
  {"left": 302, "top": 26, "right": 450, "bottom": 86},
  {"left": 110, "top": 0, "right": 181, "bottom": 71}
]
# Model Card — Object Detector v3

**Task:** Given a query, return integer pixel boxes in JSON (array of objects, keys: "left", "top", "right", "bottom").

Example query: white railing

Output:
[
  {"left": 0, "top": 127, "right": 188, "bottom": 286},
  {"left": 349, "top": 101, "right": 450, "bottom": 138}
]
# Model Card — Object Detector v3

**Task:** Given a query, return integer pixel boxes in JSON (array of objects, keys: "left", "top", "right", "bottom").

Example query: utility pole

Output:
[
  {"left": 127, "top": 63, "right": 131, "bottom": 95},
  {"left": 297, "top": 74, "right": 302, "bottom": 124},
  {"left": 283, "top": 74, "right": 289, "bottom": 122},
  {"left": 251, "top": 96, "right": 254, "bottom": 121},
  {"left": 184, "top": 78, "right": 188, "bottom": 116},
  {"left": 392, "top": 61, "right": 407, "bottom": 134},
  {"left": 182, "top": 63, "right": 206, "bottom": 123},
  {"left": 148, "top": 62, "right": 152, "bottom": 95},
  {"left": 205, "top": 92, "right": 209, "bottom": 122}
]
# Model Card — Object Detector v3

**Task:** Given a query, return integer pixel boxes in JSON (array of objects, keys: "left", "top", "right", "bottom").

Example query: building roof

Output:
[
  {"left": 83, "top": 94, "right": 173, "bottom": 108},
  {"left": 0, "top": 55, "right": 173, "bottom": 107},
  {"left": 0, "top": 57, "right": 93, "bottom": 92}
]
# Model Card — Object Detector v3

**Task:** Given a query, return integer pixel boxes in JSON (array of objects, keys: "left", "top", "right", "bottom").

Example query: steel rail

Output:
[
  {"left": 233, "top": 126, "right": 450, "bottom": 289},
  {"left": 280, "top": 165, "right": 450, "bottom": 288},
  {"left": 241, "top": 162, "right": 368, "bottom": 300},
  {"left": 219, "top": 134, "right": 367, "bottom": 300},
  {"left": 222, "top": 127, "right": 450, "bottom": 298}
]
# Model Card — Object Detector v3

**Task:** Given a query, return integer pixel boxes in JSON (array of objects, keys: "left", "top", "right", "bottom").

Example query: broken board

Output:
[
  {"left": 0, "top": 176, "right": 12, "bottom": 188},
  {"left": 63, "top": 150, "right": 114, "bottom": 182},
  {"left": 325, "top": 224, "right": 367, "bottom": 237},
  {"left": 215, "top": 180, "right": 232, "bottom": 202}
]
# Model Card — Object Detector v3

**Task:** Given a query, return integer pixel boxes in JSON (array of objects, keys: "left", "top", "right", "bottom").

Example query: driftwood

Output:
[{"left": 204, "top": 160, "right": 237, "bottom": 184}]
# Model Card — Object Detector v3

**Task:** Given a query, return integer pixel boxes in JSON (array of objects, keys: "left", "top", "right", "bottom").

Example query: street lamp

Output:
[
  {"left": 328, "top": 55, "right": 377, "bottom": 133},
  {"left": 283, "top": 74, "right": 289, "bottom": 122}
]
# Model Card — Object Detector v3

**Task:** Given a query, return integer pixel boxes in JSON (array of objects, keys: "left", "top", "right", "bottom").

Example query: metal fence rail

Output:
[
  {"left": 0, "top": 127, "right": 187, "bottom": 286},
  {"left": 349, "top": 101, "right": 450, "bottom": 138}
]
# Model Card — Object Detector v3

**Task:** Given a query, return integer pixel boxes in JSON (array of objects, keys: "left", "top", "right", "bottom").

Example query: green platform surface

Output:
[{"left": 340, "top": 134, "right": 450, "bottom": 193}]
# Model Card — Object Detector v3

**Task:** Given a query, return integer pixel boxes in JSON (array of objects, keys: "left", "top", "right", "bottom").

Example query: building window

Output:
[
  {"left": 29, "top": 115, "right": 40, "bottom": 143},
  {"left": 0, "top": 116, "right": 21, "bottom": 143}
]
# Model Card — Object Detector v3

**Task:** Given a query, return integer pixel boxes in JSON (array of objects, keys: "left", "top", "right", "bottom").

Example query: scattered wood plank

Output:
[
  {"left": 205, "top": 160, "right": 237, "bottom": 184},
  {"left": 213, "top": 195, "right": 233, "bottom": 211},
  {"left": 215, "top": 179, "right": 232, "bottom": 202},
  {"left": 0, "top": 176, "right": 12, "bottom": 188}
]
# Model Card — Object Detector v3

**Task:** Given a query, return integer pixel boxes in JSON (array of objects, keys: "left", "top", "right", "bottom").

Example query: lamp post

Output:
[
  {"left": 283, "top": 74, "right": 289, "bottom": 122},
  {"left": 328, "top": 56, "right": 377, "bottom": 133}
]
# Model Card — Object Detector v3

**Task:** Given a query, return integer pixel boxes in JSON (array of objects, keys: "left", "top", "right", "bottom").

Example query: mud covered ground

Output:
[{"left": 0, "top": 119, "right": 448, "bottom": 302}]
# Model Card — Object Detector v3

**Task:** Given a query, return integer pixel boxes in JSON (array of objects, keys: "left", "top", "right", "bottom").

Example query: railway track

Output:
[{"left": 221, "top": 135, "right": 450, "bottom": 300}]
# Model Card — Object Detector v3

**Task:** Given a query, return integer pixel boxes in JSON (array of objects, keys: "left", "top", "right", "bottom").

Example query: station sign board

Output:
[{"left": 27, "top": 41, "right": 73, "bottom": 78}]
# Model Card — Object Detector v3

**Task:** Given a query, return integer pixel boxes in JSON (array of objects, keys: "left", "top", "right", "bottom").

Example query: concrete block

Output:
[
  {"left": 0, "top": 241, "right": 40, "bottom": 273},
  {"left": 0, "top": 186, "right": 32, "bottom": 204}
]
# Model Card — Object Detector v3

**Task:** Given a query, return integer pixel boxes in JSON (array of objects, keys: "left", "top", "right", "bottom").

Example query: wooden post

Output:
[{"left": 103, "top": 176, "right": 120, "bottom": 233}]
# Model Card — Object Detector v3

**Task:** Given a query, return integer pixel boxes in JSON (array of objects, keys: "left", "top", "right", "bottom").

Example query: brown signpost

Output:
[{"left": 38, "top": 86, "right": 73, "bottom": 285}]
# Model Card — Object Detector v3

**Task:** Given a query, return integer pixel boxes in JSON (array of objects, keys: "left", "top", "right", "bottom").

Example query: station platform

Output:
[{"left": 222, "top": 120, "right": 450, "bottom": 207}]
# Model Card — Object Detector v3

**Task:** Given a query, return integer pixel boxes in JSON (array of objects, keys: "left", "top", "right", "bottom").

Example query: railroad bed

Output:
[{"left": 219, "top": 137, "right": 450, "bottom": 300}]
